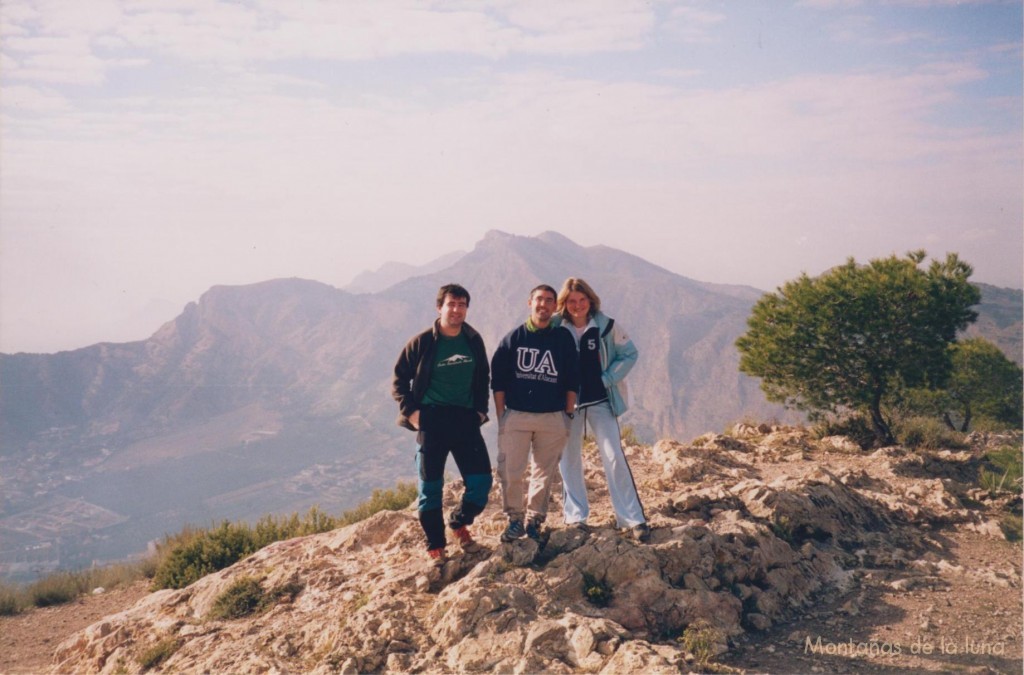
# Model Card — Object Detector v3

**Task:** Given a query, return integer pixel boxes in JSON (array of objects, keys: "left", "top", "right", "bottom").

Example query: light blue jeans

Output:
[{"left": 559, "top": 401, "right": 646, "bottom": 528}]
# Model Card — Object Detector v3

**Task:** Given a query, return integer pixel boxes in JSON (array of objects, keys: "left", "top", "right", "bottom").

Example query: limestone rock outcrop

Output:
[{"left": 52, "top": 426, "right": 1011, "bottom": 673}]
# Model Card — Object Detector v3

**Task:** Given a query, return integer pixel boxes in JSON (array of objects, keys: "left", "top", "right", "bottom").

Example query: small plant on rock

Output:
[
  {"left": 770, "top": 514, "right": 794, "bottom": 543},
  {"left": 979, "top": 444, "right": 1023, "bottom": 496},
  {"left": 680, "top": 618, "right": 723, "bottom": 670},
  {"left": 138, "top": 637, "right": 181, "bottom": 671},
  {"left": 999, "top": 514, "right": 1023, "bottom": 542},
  {"left": 582, "top": 572, "right": 612, "bottom": 607},
  {"left": 208, "top": 575, "right": 304, "bottom": 621},
  {"left": 208, "top": 576, "right": 266, "bottom": 620}
]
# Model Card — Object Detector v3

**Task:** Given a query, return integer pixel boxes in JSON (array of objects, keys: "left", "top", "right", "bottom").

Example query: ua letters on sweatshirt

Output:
[{"left": 491, "top": 324, "right": 579, "bottom": 413}]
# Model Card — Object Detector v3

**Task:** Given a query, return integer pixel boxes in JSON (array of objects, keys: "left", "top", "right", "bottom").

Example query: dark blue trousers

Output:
[{"left": 416, "top": 405, "right": 493, "bottom": 551}]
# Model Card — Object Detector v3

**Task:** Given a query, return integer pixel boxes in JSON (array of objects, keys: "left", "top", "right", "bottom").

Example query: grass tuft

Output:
[
  {"left": 207, "top": 575, "right": 305, "bottom": 621},
  {"left": 0, "top": 583, "right": 25, "bottom": 616},
  {"left": 208, "top": 576, "right": 266, "bottom": 621},
  {"left": 138, "top": 637, "right": 181, "bottom": 671},
  {"left": 679, "top": 618, "right": 724, "bottom": 670},
  {"left": 979, "top": 445, "right": 1023, "bottom": 496}
]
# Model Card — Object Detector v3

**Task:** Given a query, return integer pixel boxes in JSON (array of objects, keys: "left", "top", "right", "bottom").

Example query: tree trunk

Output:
[
  {"left": 869, "top": 390, "right": 895, "bottom": 447},
  {"left": 942, "top": 412, "right": 957, "bottom": 431},
  {"left": 959, "top": 403, "right": 972, "bottom": 433}
]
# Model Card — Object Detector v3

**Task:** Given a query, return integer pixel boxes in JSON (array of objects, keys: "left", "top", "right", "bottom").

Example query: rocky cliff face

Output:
[{"left": 51, "top": 426, "right": 1019, "bottom": 674}]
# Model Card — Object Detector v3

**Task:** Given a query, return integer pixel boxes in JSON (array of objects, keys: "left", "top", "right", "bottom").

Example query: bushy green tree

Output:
[
  {"left": 938, "top": 338, "right": 1022, "bottom": 431},
  {"left": 736, "top": 251, "right": 980, "bottom": 446}
]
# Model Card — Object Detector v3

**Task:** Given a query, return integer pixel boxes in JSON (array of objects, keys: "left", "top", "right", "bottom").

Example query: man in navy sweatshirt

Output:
[{"left": 491, "top": 284, "right": 579, "bottom": 542}]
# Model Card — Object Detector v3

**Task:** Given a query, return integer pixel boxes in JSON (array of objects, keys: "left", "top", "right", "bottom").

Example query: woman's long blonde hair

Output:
[{"left": 557, "top": 277, "right": 601, "bottom": 320}]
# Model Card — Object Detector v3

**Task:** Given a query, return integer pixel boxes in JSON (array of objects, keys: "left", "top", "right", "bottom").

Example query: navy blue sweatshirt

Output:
[{"left": 490, "top": 322, "right": 579, "bottom": 413}]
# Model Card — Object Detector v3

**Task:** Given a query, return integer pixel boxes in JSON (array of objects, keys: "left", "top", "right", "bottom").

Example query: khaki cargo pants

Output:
[{"left": 496, "top": 410, "right": 569, "bottom": 523}]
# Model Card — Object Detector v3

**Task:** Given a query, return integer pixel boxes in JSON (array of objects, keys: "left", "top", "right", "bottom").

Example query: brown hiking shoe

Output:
[{"left": 452, "top": 526, "right": 481, "bottom": 553}]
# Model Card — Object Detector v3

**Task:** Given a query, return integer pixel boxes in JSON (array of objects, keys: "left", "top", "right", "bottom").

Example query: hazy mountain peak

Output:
[
  {"left": 536, "top": 230, "right": 581, "bottom": 249},
  {"left": 345, "top": 251, "right": 467, "bottom": 294},
  {"left": 480, "top": 229, "right": 516, "bottom": 243}
]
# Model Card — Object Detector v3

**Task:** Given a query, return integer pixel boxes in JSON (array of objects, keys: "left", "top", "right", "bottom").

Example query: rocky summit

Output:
[{"left": 52, "top": 426, "right": 1021, "bottom": 674}]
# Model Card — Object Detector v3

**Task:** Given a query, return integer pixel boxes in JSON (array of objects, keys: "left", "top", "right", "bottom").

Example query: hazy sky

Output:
[{"left": 2, "top": 1, "right": 1021, "bottom": 354}]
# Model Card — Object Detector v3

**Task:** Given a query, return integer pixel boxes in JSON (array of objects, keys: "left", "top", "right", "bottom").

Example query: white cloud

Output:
[
  {"left": 0, "top": 84, "right": 70, "bottom": 114},
  {"left": 796, "top": 0, "right": 863, "bottom": 8},
  {"left": 0, "top": 0, "right": 1019, "bottom": 352},
  {"left": 2, "top": 0, "right": 660, "bottom": 89},
  {"left": 3, "top": 35, "right": 108, "bottom": 84},
  {"left": 0, "top": 51, "right": 20, "bottom": 73},
  {"left": 663, "top": 5, "right": 727, "bottom": 44}
]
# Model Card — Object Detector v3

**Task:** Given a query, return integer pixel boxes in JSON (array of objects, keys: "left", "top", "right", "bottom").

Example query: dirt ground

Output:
[
  {"left": 721, "top": 527, "right": 1023, "bottom": 674},
  {"left": 0, "top": 580, "right": 150, "bottom": 675}
]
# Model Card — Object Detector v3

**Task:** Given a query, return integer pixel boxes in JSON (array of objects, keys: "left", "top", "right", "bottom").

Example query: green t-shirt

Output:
[{"left": 421, "top": 332, "right": 475, "bottom": 408}]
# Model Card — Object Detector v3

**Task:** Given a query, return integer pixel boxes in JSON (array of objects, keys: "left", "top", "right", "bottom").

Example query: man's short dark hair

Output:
[
  {"left": 437, "top": 283, "right": 471, "bottom": 308},
  {"left": 529, "top": 284, "right": 557, "bottom": 301}
]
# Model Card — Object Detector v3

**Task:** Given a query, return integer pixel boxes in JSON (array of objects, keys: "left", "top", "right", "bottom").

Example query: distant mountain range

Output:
[
  {"left": 1, "top": 230, "right": 1020, "bottom": 581},
  {"left": 343, "top": 249, "right": 467, "bottom": 294}
]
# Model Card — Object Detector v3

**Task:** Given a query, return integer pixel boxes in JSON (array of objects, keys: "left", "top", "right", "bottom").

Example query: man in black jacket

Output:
[{"left": 392, "top": 284, "right": 492, "bottom": 563}]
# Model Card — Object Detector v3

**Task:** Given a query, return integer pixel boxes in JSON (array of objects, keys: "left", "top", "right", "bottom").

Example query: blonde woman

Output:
[{"left": 555, "top": 277, "right": 649, "bottom": 542}]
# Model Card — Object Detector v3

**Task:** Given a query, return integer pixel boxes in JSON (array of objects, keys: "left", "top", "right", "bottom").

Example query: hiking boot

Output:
[
  {"left": 447, "top": 509, "right": 466, "bottom": 530},
  {"left": 631, "top": 523, "right": 652, "bottom": 544},
  {"left": 501, "top": 519, "right": 525, "bottom": 542},
  {"left": 427, "top": 547, "right": 447, "bottom": 566},
  {"left": 525, "top": 518, "right": 543, "bottom": 541},
  {"left": 567, "top": 521, "right": 590, "bottom": 534},
  {"left": 452, "top": 525, "right": 481, "bottom": 553}
]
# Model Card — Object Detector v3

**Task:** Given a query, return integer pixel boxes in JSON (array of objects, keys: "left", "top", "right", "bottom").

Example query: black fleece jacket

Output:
[{"left": 391, "top": 320, "right": 490, "bottom": 431}]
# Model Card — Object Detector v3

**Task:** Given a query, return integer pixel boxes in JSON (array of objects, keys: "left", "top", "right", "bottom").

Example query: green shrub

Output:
[
  {"left": 895, "top": 416, "right": 967, "bottom": 450},
  {"left": 811, "top": 414, "right": 874, "bottom": 450},
  {"left": 679, "top": 619, "right": 723, "bottom": 669},
  {"left": 999, "top": 514, "right": 1023, "bottom": 542},
  {"left": 582, "top": 572, "right": 612, "bottom": 607},
  {"left": 771, "top": 514, "right": 794, "bottom": 543},
  {"left": 208, "top": 576, "right": 266, "bottom": 620},
  {"left": 207, "top": 576, "right": 304, "bottom": 621},
  {"left": 0, "top": 583, "right": 25, "bottom": 616},
  {"left": 336, "top": 481, "right": 417, "bottom": 527},
  {"left": 152, "top": 483, "right": 417, "bottom": 590},
  {"left": 138, "top": 637, "right": 180, "bottom": 671},
  {"left": 88, "top": 561, "right": 148, "bottom": 590},
  {"left": 151, "top": 521, "right": 260, "bottom": 590},
  {"left": 980, "top": 445, "right": 1023, "bottom": 496},
  {"left": 26, "top": 571, "right": 89, "bottom": 607}
]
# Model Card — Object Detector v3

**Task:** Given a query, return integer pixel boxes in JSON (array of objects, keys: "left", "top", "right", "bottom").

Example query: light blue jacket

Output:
[{"left": 556, "top": 311, "right": 639, "bottom": 417}]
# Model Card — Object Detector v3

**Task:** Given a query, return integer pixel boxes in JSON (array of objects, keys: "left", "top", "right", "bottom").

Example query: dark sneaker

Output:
[
  {"left": 568, "top": 521, "right": 590, "bottom": 533},
  {"left": 525, "top": 518, "right": 542, "bottom": 541},
  {"left": 447, "top": 510, "right": 466, "bottom": 530},
  {"left": 501, "top": 519, "right": 525, "bottom": 542},
  {"left": 631, "top": 523, "right": 652, "bottom": 544},
  {"left": 427, "top": 547, "right": 446, "bottom": 566},
  {"left": 452, "top": 525, "right": 481, "bottom": 553}
]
